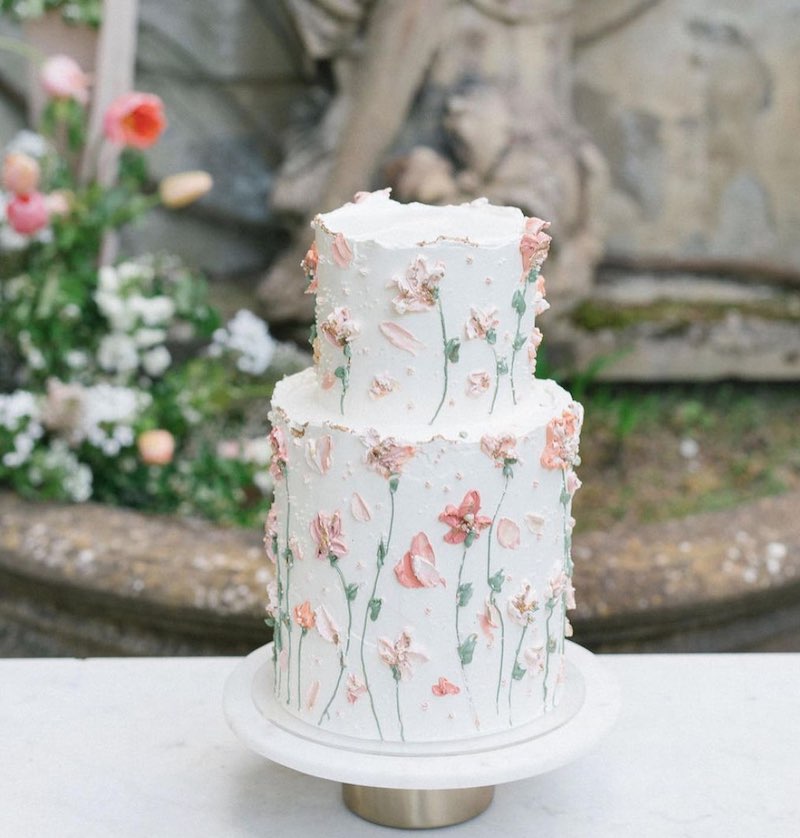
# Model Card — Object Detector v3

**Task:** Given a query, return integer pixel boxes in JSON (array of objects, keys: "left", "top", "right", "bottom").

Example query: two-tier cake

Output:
[{"left": 264, "top": 190, "right": 582, "bottom": 744}]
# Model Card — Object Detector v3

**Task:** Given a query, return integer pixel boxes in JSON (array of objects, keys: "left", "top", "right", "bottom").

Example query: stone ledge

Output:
[{"left": 1, "top": 490, "right": 799, "bottom": 655}]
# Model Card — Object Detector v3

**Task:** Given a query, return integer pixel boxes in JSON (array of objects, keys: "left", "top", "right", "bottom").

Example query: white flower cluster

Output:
[
  {"left": 209, "top": 309, "right": 276, "bottom": 375},
  {"left": 94, "top": 262, "right": 176, "bottom": 379},
  {"left": 0, "top": 391, "right": 43, "bottom": 468}
]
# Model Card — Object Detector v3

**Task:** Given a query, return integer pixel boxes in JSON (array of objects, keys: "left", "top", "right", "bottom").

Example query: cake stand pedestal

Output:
[{"left": 224, "top": 640, "right": 620, "bottom": 829}]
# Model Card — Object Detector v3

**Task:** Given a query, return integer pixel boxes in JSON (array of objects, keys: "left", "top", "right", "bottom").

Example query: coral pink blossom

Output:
[
  {"left": 464, "top": 306, "right": 499, "bottom": 340},
  {"left": 305, "top": 434, "right": 333, "bottom": 475},
  {"left": 263, "top": 507, "right": 278, "bottom": 563},
  {"left": 320, "top": 306, "right": 359, "bottom": 348},
  {"left": 369, "top": 373, "right": 398, "bottom": 399},
  {"left": 301, "top": 241, "right": 319, "bottom": 294},
  {"left": 466, "top": 370, "right": 491, "bottom": 397},
  {"left": 362, "top": 429, "right": 415, "bottom": 478},
  {"left": 394, "top": 532, "right": 445, "bottom": 589},
  {"left": 432, "top": 677, "right": 460, "bottom": 696},
  {"left": 497, "top": 517, "right": 521, "bottom": 549},
  {"left": 519, "top": 216, "right": 551, "bottom": 279},
  {"left": 378, "top": 629, "right": 429, "bottom": 680},
  {"left": 350, "top": 492, "right": 372, "bottom": 522},
  {"left": 439, "top": 490, "right": 491, "bottom": 545},
  {"left": 6, "top": 192, "right": 49, "bottom": 235},
  {"left": 2, "top": 152, "right": 40, "bottom": 196},
  {"left": 294, "top": 600, "right": 316, "bottom": 630},
  {"left": 391, "top": 255, "right": 445, "bottom": 314},
  {"left": 346, "top": 673, "right": 368, "bottom": 703},
  {"left": 507, "top": 580, "right": 538, "bottom": 626},
  {"left": 314, "top": 604, "right": 341, "bottom": 646},
  {"left": 331, "top": 232, "right": 353, "bottom": 268},
  {"left": 103, "top": 92, "right": 166, "bottom": 149},
  {"left": 310, "top": 510, "right": 348, "bottom": 560},
  {"left": 268, "top": 426, "right": 287, "bottom": 480},
  {"left": 478, "top": 598, "right": 499, "bottom": 644},
  {"left": 480, "top": 434, "right": 518, "bottom": 467},
  {"left": 137, "top": 429, "right": 174, "bottom": 465},
  {"left": 379, "top": 321, "right": 424, "bottom": 355},
  {"left": 39, "top": 54, "right": 89, "bottom": 104},
  {"left": 541, "top": 403, "right": 583, "bottom": 470},
  {"left": 548, "top": 570, "right": 576, "bottom": 609}
]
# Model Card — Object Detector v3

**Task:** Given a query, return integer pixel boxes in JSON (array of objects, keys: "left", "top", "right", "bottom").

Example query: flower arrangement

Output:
[{"left": 0, "top": 52, "right": 293, "bottom": 525}]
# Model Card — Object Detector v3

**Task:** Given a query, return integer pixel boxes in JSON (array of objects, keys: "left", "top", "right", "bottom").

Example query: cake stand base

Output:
[
  {"left": 224, "top": 640, "right": 619, "bottom": 830},
  {"left": 342, "top": 784, "right": 494, "bottom": 829}
]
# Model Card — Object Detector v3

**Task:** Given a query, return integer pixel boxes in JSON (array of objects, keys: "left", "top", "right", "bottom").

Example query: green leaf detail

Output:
[
  {"left": 486, "top": 329, "right": 497, "bottom": 345},
  {"left": 445, "top": 337, "right": 461, "bottom": 363},
  {"left": 377, "top": 539, "right": 387, "bottom": 566},
  {"left": 389, "top": 475, "right": 400, "bottom": 494},
  {"left": 369, "top": 598, "right": 382, "bottom": 621},
  {"left": 264, "top": 615, "right": 275, "bottom": 629},
  {"left": 458, "top": 634, "right": 478, "bottom": 665},
  {"left": 502, "top": 463, "right": 514, "bottom": 479},
  {"left": 511, "top": 289, "right": 527, "bottom": 315},
  {"left": 343, "top": 342, "right": 352, "bottom": 359},
  {"left": 512, "top": 333, "right": 527, "bottom": 351},
  {"left": 334, "top": 366, "right": 346, "bottom": 380},
  {"left": 488, "top": 568, "right": 505, "bottom": 593},
  {"left": 496, "top": 358, "right": 509, "bottom": 375},
  {"left": 457, "top": 582, "right": 474, "bottom": 607},
  {"left": 346, "top": 582, "right": 359, "bottom": 601},
  {"left": 512, "top": 662, "right": 526, "bottom": 681}
]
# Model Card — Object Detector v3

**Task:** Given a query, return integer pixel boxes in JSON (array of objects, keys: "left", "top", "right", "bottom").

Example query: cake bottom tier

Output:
[{"left": 265, "top": 368, "right": 583, "bottom": 744}]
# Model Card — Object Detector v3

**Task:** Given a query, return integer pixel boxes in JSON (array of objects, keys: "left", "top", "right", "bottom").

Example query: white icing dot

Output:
[
  {"left": 424, "top": 481, "right": 432, "bottom": 489},
  {"left": 421, "top": 702, "right": 429, "bottom": 711},
  {"left": 448, "top": 712, "right": 455, "bottom": 720},
  {"left": 406, "top": 402, "right": 414, "bottom": 411},
  {"left": 455, "top": 472, "right": 463, "bottom": 480},
  {"left": 406, "top": 366, "right": 415, "bottom": 376},
  {"left": 424, "top": 606, "right": 432, "bottom": 616},
  {"left": 443, "top": 485, "right": 450, "bottom": 493},
  {"left": 466, "top": 255, "right": 474, "bottom": 264},
  {"left": 485, "top": 276, "right": 492, "bottom": 285}
]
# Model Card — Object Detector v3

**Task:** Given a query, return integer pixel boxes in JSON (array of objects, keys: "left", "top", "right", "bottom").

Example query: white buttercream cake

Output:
[{"left": 265, "top": 190, "right": 583, "bottom": 743}]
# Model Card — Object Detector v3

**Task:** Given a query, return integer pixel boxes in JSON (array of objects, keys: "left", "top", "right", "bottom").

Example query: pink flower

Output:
[
  {"left": 548, "top": 570, "right": 576, "bottom": 609},
  {"left": 532, "top": 274, "right": 550, "bottom": 316},
  {"left": 379, "top": 321, "right": 424, "bottom": 355},
  {"left": 362, "top": 429, "right": 415, "bottom": 478},
  {"left": 524, "top": 513, "right": 545, "bottom": 535},
  {"left": 541, "top": 403, "right": 583, "bottom": 470},
  {"left": 301, "top": 241, "right": 319, "bottom": 294},
  {"left": 6, "top": 192, "right": 49, "bottom": 235},
  {"left": 45, "top": 190, "right": 72, "bottom": 217},
  {"left": 480, "top": 434, "right": 518, "bottom": 467},
  {"left": 520, "top": 216, "right": 551, "bottom": 279},
  {"left": 378, "top": 629, "right": 429, "bottom": 680},
  {"left": 369, "top": 374, "right": 398, "bottom": 400},
  {"left": 566, "top": 470, "right": 582, "bottom": 497},
  {"left": 507, "top": 580, "right": 538, "bottom": 626},
  {"left": 478, "top": 598, "right": 499, "bottom": 644},
  {"left": 497, "top": 517, "right": 520, "bottom": 549},
  {"left": 331, "top": 232, "right": 353, "bottom": 268},
  {"left": 305, "top": 434, "right": 333, "bottom": 475},
  {"left": 390, "top": 256, "right": 445, "bottom": 314},
  {"left": 346, "top": 673, "right": 368, "bottom": 703},
  {"left": 263, "top": 507, "right": 278, "bottom": 563},
  {"left": 2, "top": 152, "right": 40, "bottom": 196},
  {"left": 288, "top": 535, "right": 304, "bottom": 562},
  {"left": 466, "top": 370, "right": 491, "bottom": 397},
  {"left": 320, "top": 306, "right": 359, "bottom": 348},
  {"left": 524, "top": 645, "right": 545, "bottom": 675},
  {"left": 464, "top": 306, "right": 499, "bottom": 340},
  {"left": 265, "top": 580, "right": 279, "bottom": 620},
  {"left": 431, "top": 677, "right": 460, "bottom": 696},
  {"left": 136, "top": 429, "right": 174, "bottom": 465},
  {"left": 103, "top": 92, "right": 166, "bottom": 149},
  {"left": 268, "top": 426, "right": 287, "bottom": 480},
  {"left": 528, "top": 326, "right": 543, "bottom": 369},
  {"left": 394, "top": 532, "right": 446, "bottom": 589},
  {"left": 39, "top": 54, "right": 89, "bottom": 105},
  {"left": 294, "top": 600, "right": 316, "bottom": 630},
  {"left": 439, "top": 490, "right": 491, "bottom": 545},
  {"left": 350, "top": 492, "right": 372, "bottom": 522},
  {"left": 314, "top": 604, "right": 341, "bottom": 646},
  {"left": 310, "top": 510, "right": 348, "bottom": 560}
]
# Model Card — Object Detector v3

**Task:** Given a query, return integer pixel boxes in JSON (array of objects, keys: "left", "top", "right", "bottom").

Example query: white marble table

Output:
[{"left": 1, "top": 654, "right": 798, "bottom": 837}]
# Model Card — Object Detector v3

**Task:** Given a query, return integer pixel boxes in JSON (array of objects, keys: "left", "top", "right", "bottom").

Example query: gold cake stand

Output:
[{"left": 224, "top": 641, "right": 619, "bottom": 829}]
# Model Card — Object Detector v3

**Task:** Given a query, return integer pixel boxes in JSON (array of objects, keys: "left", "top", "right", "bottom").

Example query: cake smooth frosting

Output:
[{"left": 265, "top": 190, "right": 582, "bottom": 745}]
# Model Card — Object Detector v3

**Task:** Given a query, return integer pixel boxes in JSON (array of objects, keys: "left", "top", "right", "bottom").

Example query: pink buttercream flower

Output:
[
  {"left": 310, "top": 510, "right": 348, "bottom": 560},
  {"left": 39, "top": 54, "right": 90, "bottom": 105},
  {"left": 497, "top": 517, "right": 521, "bottom": 549},
  {"left": 379, "top": 321, "right": 424, "bottom": 355},
  {"left": 362, "top": 429, "right": 415, "bottom": 478},
  {"left": 431, "top": 677, "right": 460, "bottom": 696},
  {"left": 394, "top": 532, "right": 445, "bottom": 589},
  {"left": 524, "top": 645, "right": 546, "bottom": 675},
  {"left": 438, "top": 490, "right": 491, "bottom": 545},
  {"left": 519, "top": 216, "right": 551, "bottom": 279},
  {"left": 369, "top": 373, "right": 398, "bottom": 400},
  {"left": 477, "top": 598, "right": 499, "bottom": 644},
  {"left": 331, "top": 232, "right": 353, "bottom": 268},
  {"left": 548, "top": 570, "right": 576, "bottom": 609},
  {"left": 265, "top": 580, "right": 279, "bottom": 620},
  {"left": 480, "top": 434, "right": 518, "bottom": 467},
  {"left": 294, "top": 600, "right": 316, "bottom": 630},
  {"left": 103, "top": 92, "right": 166, "bottom": 149},
  {"left": 532, "top": 274, "right": 550, "bottom": 316},
  {"left": 350, "top": 492, "right": 372, "bottom": 522},
  {"left": 528, "top": 325, "right": 543, "bottom": 369},
  {"left": 541, "top": 403, "right": 583, "bottom": 470},
  {"left": 136, "top": 429, "right": 174, "bottom": 465},
  {"left": 268, "top": 426, "right": 287, "bottom": 481},
  {"left": 305, "top": 434, "right": 333, "bottom": 475},
  {"left": 45, "top": 190, "right": 72, "bottom": 217},
  {"left": 507, "top": 580, "right": 539, "bottom": 626},
  {"left": 378, "top": 629, "right": 429, "bottom": 680},
  {"left": 566, "top": 470, "right": 582, "bottom": 497},
  {"left": 263, "top": 507, "right": 278, "bottom": 564},
  {"left": 314, "top": 604, "right": 341, "bottom": 646},
  {"left": 320, "top": 306, "right": 359, "bottom": 348},
  {"left": 5, "top": 192, "right": 49, "bottom": 235},
  {"left": 346, "top": 673, "right": 368, "bottom": 703},
  {"left": 2, "top": 152, "right": 40, "bottom": 196},
  {"left": 466, "top": 370, "right": 491, "bottom": 397},
  {"left": 464, "top": 306, "right": 499, "bottom": 341},
  {"left": 301, "top": 241, "right": 319, "bottom": 294},
  {"left": 390, "top": 255, "right": 445, "bottom": 314}
]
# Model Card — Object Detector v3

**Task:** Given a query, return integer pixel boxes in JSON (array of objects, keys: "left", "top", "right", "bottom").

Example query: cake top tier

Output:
[{"left": 305, "top": 190, "right": 551, "bottom": 430}]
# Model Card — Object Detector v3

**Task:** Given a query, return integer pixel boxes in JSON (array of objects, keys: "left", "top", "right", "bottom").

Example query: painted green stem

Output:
[
  {"left": 487, "top": 473, "right": 510, "bottom": 712},
  {"left": 543, "top": 605, "right": 555, "bottom": 706},
  {"left": 394, "top": 671, "right": 405, "bottom": 742},
  {"left": 319, "top": 651, "right": 345, "bottom": 724},
  {"left": 296, "top": 629, "right": 306, "bottom": 711},
  {"left": 332, "top": 561, "right": 352, "bottom": 655},
  {"left": 430, "top": 295, "right": 449, "bottom": 424},
  {"left": 508, "top": 624, "right": 528, "bottom": 725},
  {"left": 509, "top": 306, "right": 524, "bottom": 405},
  {"left": 490, "top": 347, "right": 502, "bottom": 414}
]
